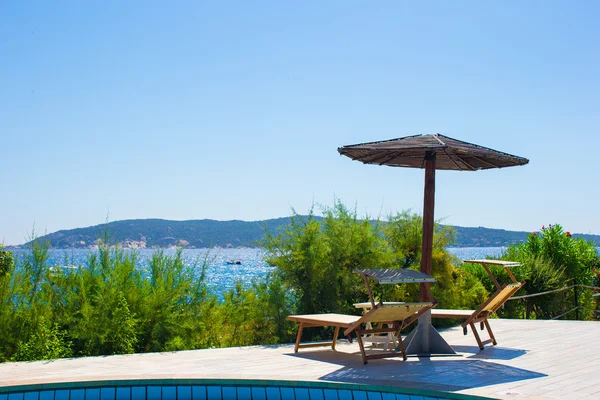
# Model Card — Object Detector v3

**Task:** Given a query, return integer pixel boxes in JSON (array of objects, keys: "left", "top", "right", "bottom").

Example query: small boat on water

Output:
[{"left": 225, "top": 260, "right": 242, "bottom": 265}]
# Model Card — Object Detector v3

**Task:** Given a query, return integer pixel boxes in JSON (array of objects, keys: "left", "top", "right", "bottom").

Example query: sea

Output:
[{"left": 9, "top": 247, "right": 506, "bottom": 294}]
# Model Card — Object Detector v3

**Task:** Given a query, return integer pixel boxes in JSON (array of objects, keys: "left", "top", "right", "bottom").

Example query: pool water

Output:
[{"left": 0, "top": 379, "right": 493, "bottom": 400}]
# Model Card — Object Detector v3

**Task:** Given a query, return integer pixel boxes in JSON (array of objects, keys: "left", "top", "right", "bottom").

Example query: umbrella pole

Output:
[
  {"left": 419, "top": 151, "right": 436, "bottom": 303},
  {"left": 404, "top": 151, "right": 455, "bottom": 356}
]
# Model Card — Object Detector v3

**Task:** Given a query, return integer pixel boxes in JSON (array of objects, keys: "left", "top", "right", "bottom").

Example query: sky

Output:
[{"left": 1, "top": 1, "right": 599, "bottom": 245}]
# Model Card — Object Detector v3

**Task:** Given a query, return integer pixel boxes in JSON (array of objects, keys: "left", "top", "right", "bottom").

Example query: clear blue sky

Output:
[{"left": 1, "top": 1, "right": 599, "bottom": 245}]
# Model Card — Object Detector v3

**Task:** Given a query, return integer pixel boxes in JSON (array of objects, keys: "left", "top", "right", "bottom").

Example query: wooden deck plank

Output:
[{"left": 0, "top": 319, "right": 598, "bottom": 400}]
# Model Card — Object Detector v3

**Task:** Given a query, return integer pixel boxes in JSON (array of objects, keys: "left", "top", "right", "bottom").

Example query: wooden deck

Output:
[{"left": 1, "top": 319, "right": 599, "bottom": 400}]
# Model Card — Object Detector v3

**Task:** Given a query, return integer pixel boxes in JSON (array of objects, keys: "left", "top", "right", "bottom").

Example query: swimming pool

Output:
[{"left": 0, "top": 379, "right": 493, "bottom": 400}]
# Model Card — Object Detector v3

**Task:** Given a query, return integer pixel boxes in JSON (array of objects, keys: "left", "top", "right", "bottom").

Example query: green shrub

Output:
[
  {"left": 472, "top": 224, "right": 600, "bottom": 320},
  {"left": 17, "top": 206, "right": 591, "bottom": 362},
  {"left": 262, "top": 204, "right": 488, "bottom": 332},
  {"left": 11, "top": 316, "right": 72, "bottom": 361},
  {"left": 262, "top": 201, "right": 393, "bottom": 317},
  {"left": 0, "top": 245, "right": 13, "bottom": 279}
]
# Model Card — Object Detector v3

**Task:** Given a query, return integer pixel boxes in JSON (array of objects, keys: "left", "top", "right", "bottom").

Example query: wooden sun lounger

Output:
[
  {"left": 287, "top": 302, "right": 435, "bottom": 364},
  {"left": 431, "top": 282, "right": 523, "bottom": 350}
]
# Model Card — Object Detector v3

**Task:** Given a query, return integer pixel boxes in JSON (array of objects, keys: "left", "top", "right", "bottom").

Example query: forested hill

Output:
[
  {"left": 17, "top": 218, "right": 600, "bottom": 249},
  {"left": 22, "top": 218, "right": 297, "bottom": 249}
]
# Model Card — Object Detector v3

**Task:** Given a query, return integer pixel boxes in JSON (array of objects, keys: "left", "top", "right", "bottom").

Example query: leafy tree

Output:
[
  {"left": 383, "top": 212, "right": 487, "bottom": 325},
  {"left": 262, "top": 201, "right": 393, "bottom": 317},
  {"left": 263, "top": 204, "right": 488, "bottom": 334}
]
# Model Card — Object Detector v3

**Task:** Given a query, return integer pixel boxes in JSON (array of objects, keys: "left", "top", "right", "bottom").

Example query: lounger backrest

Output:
[
  {"left": 344, "top": 302, "right": 434, "bottom": 336},
  {"left": 472, "top": 282, "right": 522, "bottom": 320}
]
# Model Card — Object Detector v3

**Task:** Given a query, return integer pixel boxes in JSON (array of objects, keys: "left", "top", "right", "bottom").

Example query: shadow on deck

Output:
[{"left": 287, "top": 347, "right": 544, "bottom": 393}]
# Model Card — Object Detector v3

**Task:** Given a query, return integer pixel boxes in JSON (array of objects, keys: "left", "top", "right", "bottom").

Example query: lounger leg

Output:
[
  {"left": 387, "top": 324, "right": 399, "bottom": 351},
  {"left": 356, "top": 330, "right": 368, "bottom": 364},
  {"left": 294, "top": 322, "right": 305, "bottom": 353},
  {"left": 332, "top": 326, "right": 340, "bottom": 350},
  {"left": 470, "top": 322, "right": 484, "bottom": 350},
  {"left": 483, "top": 319, "right": 497, "bottom": 346},
  {"left": 395, "top": 327, "right": 407, "bottom": 361}
]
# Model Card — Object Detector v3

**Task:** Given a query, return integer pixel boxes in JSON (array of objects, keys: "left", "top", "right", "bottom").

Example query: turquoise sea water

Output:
[{"left": 10, "top": 247, "right": 506, "bottom": 294}]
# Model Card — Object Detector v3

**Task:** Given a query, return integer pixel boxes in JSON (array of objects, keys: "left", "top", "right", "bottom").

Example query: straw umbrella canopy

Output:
[{"left": 338, "top": 133, "right": 529, "bottom": 303}]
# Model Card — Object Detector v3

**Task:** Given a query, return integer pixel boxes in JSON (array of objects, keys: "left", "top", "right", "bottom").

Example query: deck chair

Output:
[
  {"left": 431, "top": 282, "right": 523, "bottom": 350},
  {"left": 287, "top": 302, "right": 435, "bottom": 364}
]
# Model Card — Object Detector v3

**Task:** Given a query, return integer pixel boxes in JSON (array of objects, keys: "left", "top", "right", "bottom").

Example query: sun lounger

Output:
[
  {"left": 431, "top": 282, "right": 523, "bottom": 350},
  {"left": 287, "top": 302, "right": 435, "bottom": 364}
]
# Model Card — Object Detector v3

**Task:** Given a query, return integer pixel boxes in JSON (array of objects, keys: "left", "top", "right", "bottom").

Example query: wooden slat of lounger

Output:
[
  {"left": 431, "top": 282, "right": 523, "bottom": 350},
  {"left": 344, "top": 302, "right": 433, "bottom": 336},
  {"left": 360, "top": 303, "right": 430, "bottom": 323},
  {"left": 432, "top": 283, "right": 522, "bottom": 320},
  {"left": 354, "top": 301, "right": 406, "bottom": 308},
  {"left": 287, "top": 313, "right": 359, "bottom": 328},
  {"left": 481, "top": 283, "right": 522, "bottom": 314}
]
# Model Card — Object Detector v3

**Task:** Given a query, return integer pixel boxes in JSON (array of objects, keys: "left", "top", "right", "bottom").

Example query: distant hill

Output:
[
  {"left": 451, "top": 226, "right": 600, "bottom": 247},
  {"left": 20, "top": 218, "right": 298, "bottom": 249},
  {"left": 450, "top": 226, "right": 529, "bottom": 247},
  {"left": 16, "top": 218, "right": 600, "bottom": 249}
]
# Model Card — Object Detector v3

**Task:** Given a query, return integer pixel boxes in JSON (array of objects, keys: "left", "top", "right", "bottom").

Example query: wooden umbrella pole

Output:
[{"left": 420, "top": 152, "right": 436, "bottom": 303}]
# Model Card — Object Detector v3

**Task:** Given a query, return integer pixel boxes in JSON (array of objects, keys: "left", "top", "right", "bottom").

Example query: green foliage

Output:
[
  {"left": 0, "top": 245, "right": 15, "bottom": 360},
  {"left": 11, "top": 316, "right": 72, "bottom": 361},
  {"left": 0, "top": 231, "right": 298, "bottom": 362},
  {"left": 383, "top": 212, "right": 487, "bottom": 327},
  {"left": 523, "top": 225, "right": 597, "bottom": 281},
  {"left": 108, "top": 292, "right": 138, "bottom": 354},
  {"left": 467, "top": 224, "right": 600, "bottom": 320},
  {"left": 253, "top": 274, "right": 296, "bottom": 343},
  {"left": 1, "top": 234, "right": 222, "bottom": 361},
  {"left": 0, "top": 245, "right": 13, "bottom": 278},
  {"left": 262, "top": 204, "right": 488, "bottom": 333},
  {"left": 6, "top": 209, "right": 596, "bottom": 364},
  {"left": 430, "top": 248, "right": 488, "bottom": 312},
  {"left": 135, "top": 249, "right": 209, "bottom": 352},
  {"left": 262, "top": 202, "right": 397, "bottom": 340},
  {"left": 262, "top": 201, "right": 393, "bottom": 317}
]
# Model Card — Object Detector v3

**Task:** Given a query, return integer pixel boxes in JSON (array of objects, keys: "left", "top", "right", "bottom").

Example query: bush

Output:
[
  {"left": 262, "top": 204, "right": 488, "bottom": 333},
  {"left": 0, "top": 245, "right": 13, "bottom": 279},
  {"left": 469, "top": 224, "right": 600, "bottom": 320},
  {"left": 11, "top": 316, "right": 72, "bottom": 361},
  {"left": 262, "top": 201, "right": 393, "bottom": 318}
]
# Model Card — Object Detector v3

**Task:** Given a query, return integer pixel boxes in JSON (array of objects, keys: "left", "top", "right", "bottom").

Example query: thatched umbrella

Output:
[{"left": 338, "top": 133, "right": 529, "bottom": 354}]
